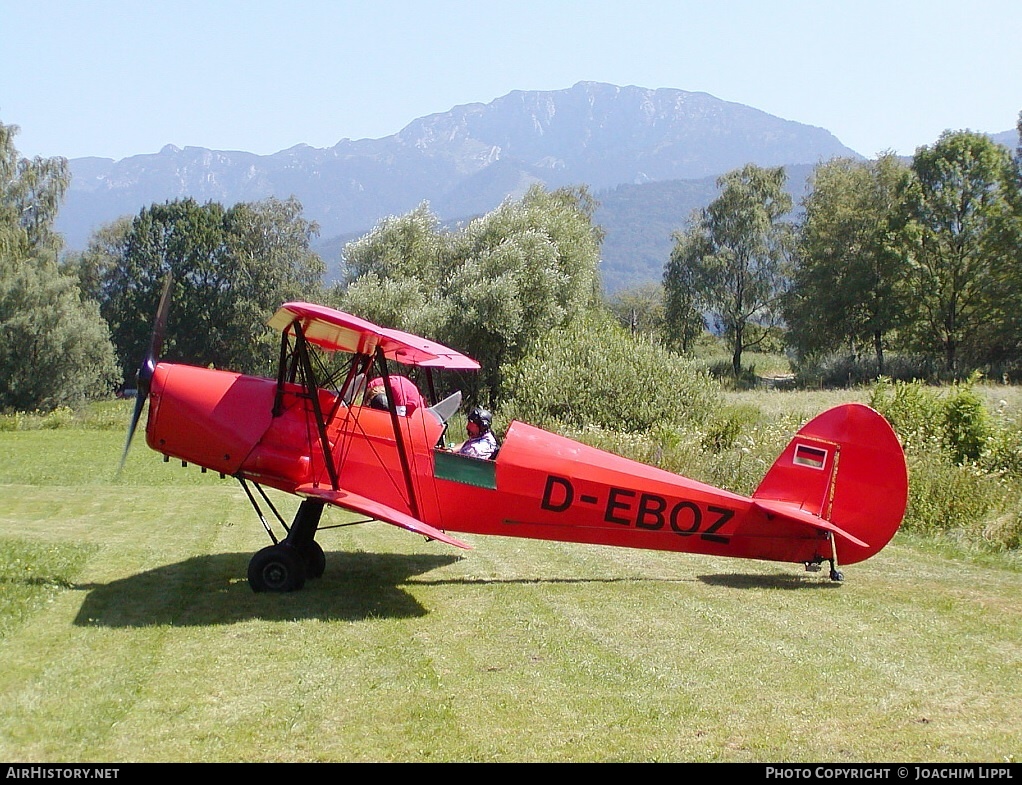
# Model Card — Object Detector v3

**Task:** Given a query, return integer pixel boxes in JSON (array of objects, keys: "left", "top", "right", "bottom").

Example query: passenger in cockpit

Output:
[{"left": 364, "top": 375, "right": 423, "bottom": 416}]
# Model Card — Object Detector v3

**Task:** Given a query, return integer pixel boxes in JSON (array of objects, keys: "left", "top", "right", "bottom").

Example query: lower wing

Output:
[{"left": 295, "top": 483, "right": 472, "bottom": 550}]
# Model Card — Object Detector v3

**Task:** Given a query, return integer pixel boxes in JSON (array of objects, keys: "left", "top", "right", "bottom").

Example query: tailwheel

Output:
[
  {"left": 248, "top": 544, "right": 307, "bottom": 592},
  {"left": 300, "top": 540, "right": 326, "bottom": 579}
]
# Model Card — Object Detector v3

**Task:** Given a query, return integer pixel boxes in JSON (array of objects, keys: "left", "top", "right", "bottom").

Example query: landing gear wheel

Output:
[
  {"left": 248, "top": 545, "right": 307, "bottom": 592},
  {"left": 300, "top": 541, "right": 326, "bottom": 579}
]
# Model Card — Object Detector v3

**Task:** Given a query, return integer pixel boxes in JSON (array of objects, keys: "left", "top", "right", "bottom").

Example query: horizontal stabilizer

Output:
[
  {"left": 295, "top": 483, "right": 472, "bottom": 550},
  {"left": 752, "top": 499, "right": 869, "bottom": 549}
]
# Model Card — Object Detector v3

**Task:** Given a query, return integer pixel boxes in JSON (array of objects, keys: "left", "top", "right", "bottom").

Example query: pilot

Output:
[
  {"left": 364, "top": 375, "right": 423, "bottom": 416},
  {"left": 455, "top": 406, "right": 498, "bottom": 460}
]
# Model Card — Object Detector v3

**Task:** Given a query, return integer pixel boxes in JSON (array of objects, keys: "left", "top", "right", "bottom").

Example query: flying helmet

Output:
[{"left": 467, "top": 406, "right": 492, "bottom": 432}]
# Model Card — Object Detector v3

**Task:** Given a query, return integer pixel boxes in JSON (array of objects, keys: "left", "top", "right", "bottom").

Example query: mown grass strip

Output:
[
  {"left": 0, "top": 405, "right": 1019, "bottom": 761},
  {"left": 0, "top": 537, "right": 96, "bottom": 638}
]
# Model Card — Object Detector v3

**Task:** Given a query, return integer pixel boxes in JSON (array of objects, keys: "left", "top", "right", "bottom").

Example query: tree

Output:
[
  {"left": 663, "top": 229, "right": 709, "bottom": 354},
  {"left": 664, "top": 164, "right": 793, "bottom": 377},
  {"left": 449, "top": 185, "right": 603, "bottom": 390},
  {"left": 0, "top": 257, "right": 120, "bottom": 410},
  {"left": 0, "top": 122, "right": 69, "bottom": 261},
  {"left": 62, "top": 216, "right": 133, "bottom": 304},
  {"left": 906, "top": 130, "right": 1016, "bottom": 376},
  {"left": 0, "top": 120, "right": 119, "bottom": 411},
  {"left": 972, "top": 115, "right": 1022, "bottom": 371},
  {"left": 338, "top": 185, "right": 604, "bottom": 399},
  {"left": 786, "top": 154, "right": 914, "bottom": 373},
  {"left": 606, "top": 283, "right": 666, "bottom": 340},
  {"left": 220, "top": 196, "right": 327, "bottom": 370},
  {"left": 86, "top": 197, "right": 325, "bottom": 381},
  {"left": 338, "top": 204, "right": 453, "bottom": 338}
]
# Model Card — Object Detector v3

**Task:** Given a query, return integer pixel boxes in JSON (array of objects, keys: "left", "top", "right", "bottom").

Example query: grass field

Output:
[{"left": 1, "top": 412, "right": 1020, "bottom": 762}]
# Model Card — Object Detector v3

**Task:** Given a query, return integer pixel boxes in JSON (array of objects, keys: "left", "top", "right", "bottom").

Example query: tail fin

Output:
[{"left": 752, "top": 403, "right": 908, "bottom": 565}]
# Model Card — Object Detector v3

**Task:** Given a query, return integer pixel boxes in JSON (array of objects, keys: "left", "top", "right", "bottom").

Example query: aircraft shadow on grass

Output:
[
  {"left": 70, "top": 549, "right": 832, "bottom": 628},
  {"left": 697, "top": 572, "right": 844, "bottom": 590},
  {"left": 73, "top": 551, "right": 462, "bottom": 627}
]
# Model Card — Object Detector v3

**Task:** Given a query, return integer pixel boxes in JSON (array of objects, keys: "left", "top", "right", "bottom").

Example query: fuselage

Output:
[{"left": 146, "top": 363, "right": 839, "bottom": 567}]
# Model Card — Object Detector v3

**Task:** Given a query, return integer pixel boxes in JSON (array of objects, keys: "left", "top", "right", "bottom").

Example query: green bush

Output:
[
  {"left": 869, "top": 377, "right": 1022, "bottom": 552},
  {"left": 796, "top": 353, "right": 937, "bottom": 388},
  {"left": 901, "top": 454, "right": 1021, "bottom": 551},
  {"left": 869, "top": 377, "right": 943, "bottom": 454},
  {"left": 708, "top": 360, "right": 764, "bottom": 390},
  {"left": 977, "top": 402, "right": 1022, "bottom": 478},
  {"left": 499, "top": 313, "right": 722, "bottom": 434},
  {"left": 942, "top": 378, "right": 989, "bottom": 464},
  {"left": 902, "top": 457, "right": 995, "bottom": 537},
  {"left": 871, "top": 375, "right": 991, "bottom": 466},
  {"left": 699, "top": 403, "right": 762, "bottom": 453}
]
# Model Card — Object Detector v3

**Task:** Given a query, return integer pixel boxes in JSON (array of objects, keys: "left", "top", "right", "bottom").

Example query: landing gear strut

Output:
[
  {"left": 803, "top": 533, "right": 844, "bottom": 582},
  {"left": 828, "top": 532, "right": 844, "bottom": 582},
  {"left": 828, "top": 559, "right": 844, "bottom": 582},
  {"left": 803, "top": 558, "right": 844, "bottom": 582},
  {"left": 247, "top": 499, "right": 326, "bottom": 592}
]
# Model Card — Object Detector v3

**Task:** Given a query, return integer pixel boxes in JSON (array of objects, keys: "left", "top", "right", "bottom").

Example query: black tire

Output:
[
  {"left": 301, "top": 541, "right": 326, "bottom": 579},
  {"left": 248, "top": 545, "right": 307, "bottom": 592}
]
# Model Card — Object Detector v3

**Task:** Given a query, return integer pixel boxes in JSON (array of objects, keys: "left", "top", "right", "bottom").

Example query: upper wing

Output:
[
  {"left": 267, "top": 303, "right": 480, "bottom": 370},
  {"left": 295, "top": 483, "right": 473, "bottom": 550}
]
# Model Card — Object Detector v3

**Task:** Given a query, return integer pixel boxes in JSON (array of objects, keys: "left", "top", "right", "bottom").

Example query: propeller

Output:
[{"left": 118, "top": 274, "right": 173, "bottom": 474}]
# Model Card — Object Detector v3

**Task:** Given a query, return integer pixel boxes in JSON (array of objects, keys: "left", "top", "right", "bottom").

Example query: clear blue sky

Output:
[{"left": 2, "top": 0, "right": 1020, "bottom": 162}]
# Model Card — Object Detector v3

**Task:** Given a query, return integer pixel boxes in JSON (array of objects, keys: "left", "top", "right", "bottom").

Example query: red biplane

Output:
[{"left": 121, "top": 278, "right": 909, "bottom": 591}]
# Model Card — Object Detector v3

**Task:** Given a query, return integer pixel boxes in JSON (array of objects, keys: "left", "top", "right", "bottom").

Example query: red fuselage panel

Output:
[
  {"left": 419, "top": 422, "right": 833, "bottom": 564},
  {"left": 147, "top": 365, "right": 276, "bottom": 475}
]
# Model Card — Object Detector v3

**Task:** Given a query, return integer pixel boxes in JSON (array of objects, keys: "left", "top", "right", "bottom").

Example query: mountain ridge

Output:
[{"left": 55, "top": 82, "right": 1015, "bottom": 293}]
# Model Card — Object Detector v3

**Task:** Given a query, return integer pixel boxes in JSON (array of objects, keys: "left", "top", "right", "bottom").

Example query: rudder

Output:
[{"left": 752, "top": 403, "right": 908, "bottom": 566}]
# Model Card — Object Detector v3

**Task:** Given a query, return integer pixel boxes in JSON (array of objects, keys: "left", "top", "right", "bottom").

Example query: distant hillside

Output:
[
  {"left": 313, "top": 164, "right": 816, "bottom": 294},
  {"left": 990, "top": 128, "right": 1019, "bottom": 151},
  {"left": 55, "top": 82, "right": 1012, "bottom": 294},
  {"left": 58, "top": 82, "right": 860, "bottom": 291},
  {"left": 593, "top": 164, "right": 815, "bottom": 293}
]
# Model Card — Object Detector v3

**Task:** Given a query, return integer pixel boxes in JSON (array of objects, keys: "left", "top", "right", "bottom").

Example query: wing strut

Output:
[
  {"left": 273, "top": 320, "right": 341, "bottom": 491},
  {"left": 375, "top": 346, "right": 421, "bottom": 521},
  {"left": 423, "top": 367, "right": 438, "bottom": 405}
]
